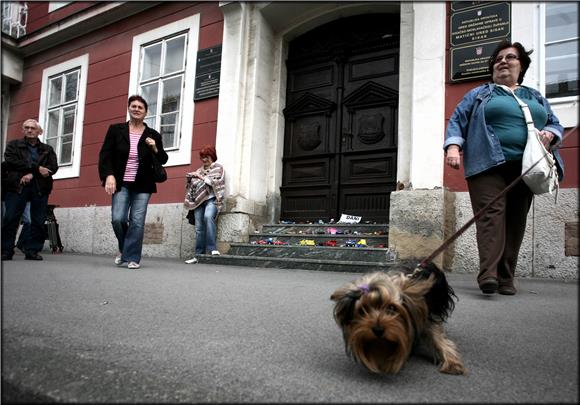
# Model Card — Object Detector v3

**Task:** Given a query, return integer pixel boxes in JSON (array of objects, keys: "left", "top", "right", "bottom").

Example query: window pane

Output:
[
  {"left": 160, "top": 125, "right": 176, "bottom": 148},
  {"left": 142, "top": 43, "right": 162, "bottom": 80},
  {"left": 161, "top": 76, "right": 182, "bottom": 114},
  {"left": 62, "top": 106, "right": 76, "bottom": 135},
  {"left": 545, "top": 41, "right": 578, "bottom": 98},
  {"left": 164, "top": 35, "right": 186, "bottom": 74},
  {"left": 160, "top": 113, "right": 178, "bottom": 148},
  {"left": 141, "top": 83, "right": 159, "bottom": 116},
  {"left": 49, "top": 77, "right": 62, "bottom": 107},
  {"left": 161, "top": 112, "right": 177, "bottom": 126},
  {"left": 144, "top": 116, "right": 156, "bottom": 129},
  {"left": 546, "top": 3, "right": 578, "bottom": 42},
  {"left": 64, "top": 71, "right": 79, "bottom": 102},
  {"left": 47, "top": 137, "right": 57, "bottom": 150},
  {"left": 60, "top": 140, "right": 73, "bottom": 165},
  {"left": 47, "top": 110, "right": 60, "bottom": 139},
  {"left": 546, "top": 50, "right": 578, "bottom": 98}
]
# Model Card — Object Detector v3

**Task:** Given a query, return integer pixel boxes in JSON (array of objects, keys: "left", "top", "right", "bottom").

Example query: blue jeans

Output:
[
  {"left": 194, "top": 197, "right": 218, "bottom": 255},
  {"left": 16, "top": 202, "right": 31, "bottom": 250},
  {"left": 2, "top": 187, "right": 48, "bottom": 256},
  {"left": 111, "top": 186, "right": 151, "bottom": 263}
]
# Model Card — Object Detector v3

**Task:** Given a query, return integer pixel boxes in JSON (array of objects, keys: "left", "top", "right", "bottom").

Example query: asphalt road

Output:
[{"left": 1, "top": 253, "right": 578, "bottom": 403}]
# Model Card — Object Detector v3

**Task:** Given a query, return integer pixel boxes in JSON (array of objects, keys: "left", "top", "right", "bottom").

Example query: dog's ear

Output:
[
  {"left": 409, "top": 262, "right": 457, "bottom": 322},
  {"left": 331, "top": 286, "right": 363, "bottom": 327},
  {"left": 401, "top": 269, "right": 436, "bottom": 301}
]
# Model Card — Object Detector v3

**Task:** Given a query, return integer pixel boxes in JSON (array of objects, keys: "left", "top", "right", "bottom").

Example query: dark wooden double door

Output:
[{"left": 280, "top": 14, "right": 400, "bottom": 223}]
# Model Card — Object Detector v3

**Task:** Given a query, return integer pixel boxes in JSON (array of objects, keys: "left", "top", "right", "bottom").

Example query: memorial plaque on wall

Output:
[
  {"left": 449, "top": 2, "right": 511, "bottom": 82},
  {"left": 194, "top": 45, "right": 222, "bottom": 100},
  {"left": 450, "top": 40, "right": 504, "bottom": 82}
]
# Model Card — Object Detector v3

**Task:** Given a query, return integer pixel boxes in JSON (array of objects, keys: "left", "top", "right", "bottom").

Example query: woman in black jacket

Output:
[{"left": 98, "top": 95, "right": 168, "bottom": 269}]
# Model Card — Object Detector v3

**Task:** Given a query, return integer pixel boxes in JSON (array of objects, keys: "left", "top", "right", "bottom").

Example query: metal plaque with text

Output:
[{"left": 194, "top": 45, "right": 222, "bottom": 100}]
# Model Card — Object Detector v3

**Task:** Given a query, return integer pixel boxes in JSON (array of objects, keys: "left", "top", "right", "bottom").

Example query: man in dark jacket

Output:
[{"left": 1, "top": 119, "right": 58, "bottom": 261}]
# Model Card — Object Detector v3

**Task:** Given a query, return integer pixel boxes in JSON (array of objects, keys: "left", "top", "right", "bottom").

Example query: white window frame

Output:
[
  {"left": 139, "top": 33, "right": 187, "bottom": 151},
  {"left": 48, "top": 2, "right": 71, "bottom": 13},
  {"left": 127, "top": 14, "right": 200, "bottom": 167},
  {"left": 38, "top": 54, "right": 89, "bottom": 179},
  {"left": 512, "top": 3, "right": 578, "bottom": 128}
]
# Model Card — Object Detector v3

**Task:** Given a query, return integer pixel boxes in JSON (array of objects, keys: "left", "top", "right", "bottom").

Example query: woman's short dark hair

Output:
[
  {"left": 199, "top": 145, "right": 217, "bottom": 162},
  {"left": 488, "top": 40, "right": 533, "bottom": 85},
  {"left": 128, "top": 94, "right": 148, "bottom": 112}
]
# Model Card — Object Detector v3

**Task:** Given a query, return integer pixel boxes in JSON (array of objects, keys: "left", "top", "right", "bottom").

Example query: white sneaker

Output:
[
  {"left": 114, "top": 254, "right": 125, "bottom": 266},
  {"left": 185, "top": 257, "right": 198, "bottom": 264},
  {"left": 128, "top": 261, "right": 141, "bottom": 269},
  {"left": 211, "top": 250, "right": 220, "bottom": 255}
]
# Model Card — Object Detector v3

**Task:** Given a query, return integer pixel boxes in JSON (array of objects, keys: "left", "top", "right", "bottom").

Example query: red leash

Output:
[{"left": 419, "top": 125, "right": 578, "bottom": 268}]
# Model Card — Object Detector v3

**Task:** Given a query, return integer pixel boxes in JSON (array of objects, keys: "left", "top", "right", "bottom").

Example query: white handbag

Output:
[{"left": 497, "top": 85, "right": 559, "bottom": 197}]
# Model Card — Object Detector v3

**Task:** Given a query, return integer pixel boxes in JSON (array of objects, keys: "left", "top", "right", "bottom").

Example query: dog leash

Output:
[{"left": 418, "top": 125, "right": 578, "bottom": 268}]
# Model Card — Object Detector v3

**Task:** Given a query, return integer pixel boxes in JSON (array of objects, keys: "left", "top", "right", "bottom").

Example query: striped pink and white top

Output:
[{"left": 123, "top": 131, "right": 143, "bottom": 182}]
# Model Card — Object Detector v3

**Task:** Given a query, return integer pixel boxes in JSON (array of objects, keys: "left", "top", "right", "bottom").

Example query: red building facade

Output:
[{"left": 2, "top": 2, "right": 578, "bottom": 278}]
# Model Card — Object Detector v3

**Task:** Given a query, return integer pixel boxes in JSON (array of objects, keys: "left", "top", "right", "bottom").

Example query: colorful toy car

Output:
[
  {"left": 344, "top": 239, "right": 356, "bottom": 247},
  {"left": 299, "top": 239, "right": 316, "bottom": 246},
  {"left": 322, "top": 240, "right": 337, "bottom": 247}
]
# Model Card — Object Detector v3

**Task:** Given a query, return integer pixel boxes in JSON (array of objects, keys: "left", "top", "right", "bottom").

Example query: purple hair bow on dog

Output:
[{"left": 358, "top": 283, "right": 370, "bottom": 294}]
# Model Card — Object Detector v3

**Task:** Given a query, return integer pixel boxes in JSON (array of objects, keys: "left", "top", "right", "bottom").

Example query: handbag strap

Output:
[
  {"left": 496, "top": 84, "right": 536, "bottom": 133},
  {"left": 497, "top": 84, "right": 559, "bottom": 201}
]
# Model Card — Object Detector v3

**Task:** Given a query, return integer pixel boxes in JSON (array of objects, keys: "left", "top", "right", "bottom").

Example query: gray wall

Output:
[{"left": 389, "top": 188, "right": 579, "bottom": 280}]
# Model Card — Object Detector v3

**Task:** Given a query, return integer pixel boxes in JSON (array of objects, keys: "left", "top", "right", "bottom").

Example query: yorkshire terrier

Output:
[{"left": 330, "top": 262, "right": 466, "bottom": 375}]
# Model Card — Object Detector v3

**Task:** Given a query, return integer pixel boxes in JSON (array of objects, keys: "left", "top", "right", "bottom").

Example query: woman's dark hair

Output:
[
  {"left": 199, "top": 145, "right": 217, "bottom": 162},
  {"left": 488, "top": 40, "right": 533, "bottom": 85},
  {"left": 128, "top": 94, "right": 148, "bottom": 112}
]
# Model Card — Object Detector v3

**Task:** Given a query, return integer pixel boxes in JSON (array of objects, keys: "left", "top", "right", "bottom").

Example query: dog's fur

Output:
[{"left": 330, "top": 262, "right": 466, "bottom": 375}]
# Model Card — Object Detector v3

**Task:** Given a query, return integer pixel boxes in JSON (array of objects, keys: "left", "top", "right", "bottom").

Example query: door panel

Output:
[{"left": 281, "top": 14, "right": 399, "bottom": 223}]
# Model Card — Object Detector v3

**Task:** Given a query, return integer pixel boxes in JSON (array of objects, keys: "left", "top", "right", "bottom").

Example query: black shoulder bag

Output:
[{"left": 151, "top": 153, "right": 167, "bottom": 183}]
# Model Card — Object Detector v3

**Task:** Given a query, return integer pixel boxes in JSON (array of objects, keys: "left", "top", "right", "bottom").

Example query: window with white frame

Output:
[
  {"left": 140, "top": 33, "right": 187, "bottom": 150},
  {"left": 2, "top": 1, "right": 27, "bottom": 38},
  {"left": 128, "top": 15, "right": 200, "bottom": 167},
  {"left": 39, "top": 54, "right": 88, "bottom": 179},
  {"left": 45, "top": 68, "right": 80, "bottom": 165},
  {"left": 544, "top": 2, "right": 578, "bottom": 99}
]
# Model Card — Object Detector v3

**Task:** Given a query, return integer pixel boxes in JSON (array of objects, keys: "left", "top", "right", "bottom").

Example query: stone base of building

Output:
[
  {"left": 51, "top": 189, "right": 578, "bottom": 279},
  {"left": 50, "top": 195, "right": 270, "bottom": 260},
  {"left": 388, "top": 188, "right": 579, "bottom": 280}
]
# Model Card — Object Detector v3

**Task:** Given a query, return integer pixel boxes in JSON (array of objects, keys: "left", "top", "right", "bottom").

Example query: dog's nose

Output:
[{"left": 372, "top": 325, "right": 384, "bottom": 337}]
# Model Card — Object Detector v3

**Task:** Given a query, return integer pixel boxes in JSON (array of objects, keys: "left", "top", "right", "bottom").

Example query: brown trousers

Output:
[{"left": 467, "top": 161, "right": 533, "bottom": 287}]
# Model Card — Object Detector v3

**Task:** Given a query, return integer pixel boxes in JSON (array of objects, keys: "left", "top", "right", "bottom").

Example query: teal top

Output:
[{"left": 484, "top": 86, "right": 548, "bottom": 160}]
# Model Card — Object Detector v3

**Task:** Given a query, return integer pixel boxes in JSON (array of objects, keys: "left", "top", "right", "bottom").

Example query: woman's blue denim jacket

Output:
[{"left": 443, "top": 83, "right": 565, "bottom": 180}]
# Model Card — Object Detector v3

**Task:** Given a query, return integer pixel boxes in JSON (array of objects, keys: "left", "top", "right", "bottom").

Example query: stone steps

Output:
[
  {"left": 199, "top": 222, "right": 397, "bottom": 273},
  {"left": 196, "top": 254, "right": 394, "bottom": 273},
  {"left": 228, "top": 243, "right": 392, "bottom": 261}
]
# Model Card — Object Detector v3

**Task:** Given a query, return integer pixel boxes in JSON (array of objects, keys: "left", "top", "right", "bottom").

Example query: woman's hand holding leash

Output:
[{"left": 538, "top": 130, "right": 554, "bottom": 149}]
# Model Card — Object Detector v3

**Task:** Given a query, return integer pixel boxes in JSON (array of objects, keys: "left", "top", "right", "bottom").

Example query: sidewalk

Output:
[{"left": 1, "top": 253, "right": 578, "bottom": 403}]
